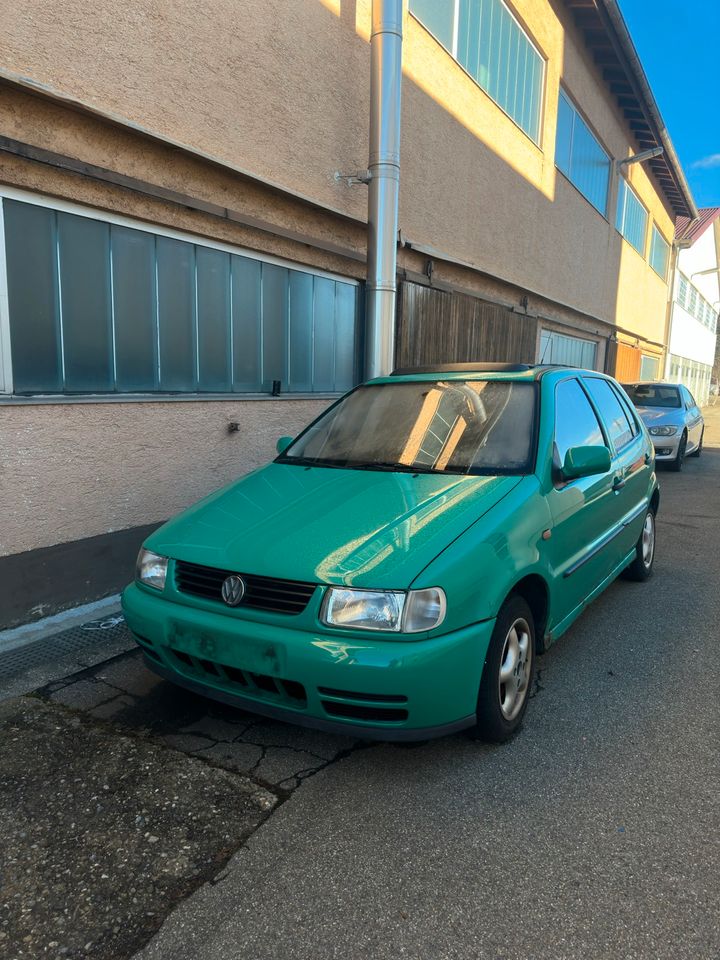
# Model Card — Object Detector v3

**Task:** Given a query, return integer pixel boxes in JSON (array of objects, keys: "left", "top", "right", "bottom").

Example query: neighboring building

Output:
[
  {"left": 665, "top": 208, "right": 720, "bottom": 404},
  {"left": 0, "top": 0, "right": 696, "bottom": 627}
]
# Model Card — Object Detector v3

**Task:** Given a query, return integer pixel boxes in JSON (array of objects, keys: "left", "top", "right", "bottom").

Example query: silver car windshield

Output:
[
  {"left": 278, "top": 380, "right": 536, "bottom": 475},
  {"left": 624, "top": 384, "right": 681, "bottom": 409}
]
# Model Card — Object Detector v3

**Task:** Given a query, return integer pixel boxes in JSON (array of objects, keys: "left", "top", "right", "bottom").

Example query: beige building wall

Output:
[
  {"left": 1, "top": 0, "right": 675, "bottom": 336},
  {"left": 0, "top": 0, "right": 371, "bottom": 221},
  {"left": 0, "top": 398, "right": 329, "bottom": 557}
]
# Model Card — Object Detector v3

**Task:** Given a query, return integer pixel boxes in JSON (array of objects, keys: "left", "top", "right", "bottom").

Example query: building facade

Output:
[
  {"left": 665, "top": 209, "right": 720, "bottom": 405},
  {"left": 0, "top": 0, "right": 695, "bottom": 628}
]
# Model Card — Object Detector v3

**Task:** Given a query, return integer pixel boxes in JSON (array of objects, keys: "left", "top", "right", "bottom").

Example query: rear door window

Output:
[
  {"left": 584, "top": 377, "right": 634, "bottom": 451},
  {"left": 554, "top": 378, "right": 605, "bottom": 466}
]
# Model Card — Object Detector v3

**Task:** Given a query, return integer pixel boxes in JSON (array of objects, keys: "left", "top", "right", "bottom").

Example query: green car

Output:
[{"left": 122, "top": 363, "right": 658, "bottom": 742}]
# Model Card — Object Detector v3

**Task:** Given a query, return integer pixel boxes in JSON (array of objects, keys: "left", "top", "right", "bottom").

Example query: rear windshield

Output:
[
  {"left": 277, "top": 380, "right": 537, "bottom": 475},
  {"left": 623, "top": 384, "right": 681, "bottom": 409}
]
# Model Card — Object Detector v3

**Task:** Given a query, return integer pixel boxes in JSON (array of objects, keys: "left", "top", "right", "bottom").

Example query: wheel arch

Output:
[
  {"left": 650, "top": 485, "right": 660, "bottom": 515},
  {"left": 508, "top": 573, "right": 550, "bottom": 653}
]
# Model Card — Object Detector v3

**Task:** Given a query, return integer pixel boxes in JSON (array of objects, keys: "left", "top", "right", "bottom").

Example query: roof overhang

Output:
[{"left": 564, "top": 0, "right": 697, "bottom": 221}]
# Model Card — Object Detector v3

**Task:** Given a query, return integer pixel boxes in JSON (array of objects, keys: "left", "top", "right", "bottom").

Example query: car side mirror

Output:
[
  {"left": 562, "top": 445, "right": 611, "bottom": 481},
  {"left": 276, "top": 435, "right": 293, "bottom": 455}
]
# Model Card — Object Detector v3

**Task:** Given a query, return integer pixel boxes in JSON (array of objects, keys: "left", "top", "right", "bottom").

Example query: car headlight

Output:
[
  {"left": 136, "top": 549, "right": 169, "bottom": 590},
  {"left": 649, "top": 425, "right": 677, "bottom": 436},
  {"left": 321, "top": 587, "right": 446, "bottom": 634}
]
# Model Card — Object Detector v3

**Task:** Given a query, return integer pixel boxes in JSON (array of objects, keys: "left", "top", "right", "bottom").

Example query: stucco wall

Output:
[
  {"left": 0, "top": 0, "right": 370, "bottom": 220},
  {"left": 0, "top": 0, "right": 674, "bottom": 341},
  {"left": 0, "top": 85, "right": 366, "bottom": 283},
  {"left": 0, "top": 398, "right": 331, "bottom": 557}
]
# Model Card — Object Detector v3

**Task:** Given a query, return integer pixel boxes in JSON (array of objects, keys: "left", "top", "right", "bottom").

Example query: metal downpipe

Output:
[{"left": 365, "top": 0, "right": 403, "bottom": 379}]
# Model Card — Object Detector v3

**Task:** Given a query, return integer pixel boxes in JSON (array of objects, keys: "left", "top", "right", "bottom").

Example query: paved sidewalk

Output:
[{"left": 0, "top": 605, "right": 134, "bottom": 701}]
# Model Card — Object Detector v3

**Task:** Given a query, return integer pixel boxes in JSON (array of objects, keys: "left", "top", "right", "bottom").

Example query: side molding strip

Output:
[{"left": 564, "top": 498, "right": 648, "bottom": 579}]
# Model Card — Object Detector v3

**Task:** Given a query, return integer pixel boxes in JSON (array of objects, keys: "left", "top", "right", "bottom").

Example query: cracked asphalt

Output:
[
  {"left": 39, "top": 655, "right": 363, "bottom": 792},
  {"left": 2, "top": 405, "right": 719, "bottom": 960}
]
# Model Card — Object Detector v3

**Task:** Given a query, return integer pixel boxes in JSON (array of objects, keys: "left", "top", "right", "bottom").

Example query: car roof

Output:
[{"left": 371, "top": 363, "right": 611, "bottom": 385}]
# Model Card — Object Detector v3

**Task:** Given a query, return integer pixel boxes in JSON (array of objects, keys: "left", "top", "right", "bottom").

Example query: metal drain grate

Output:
[{"left": 0, "top": 615, "right": 131, "bottom": 683}]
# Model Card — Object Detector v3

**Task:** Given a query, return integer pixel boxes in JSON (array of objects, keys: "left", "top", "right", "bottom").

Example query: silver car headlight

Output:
[
  {"left": 649, "top": 425, "right": 677, "bottom": 436},
  {"left": 321, "top": 587, "right": 446, "bottom": 633},
  {"left": 136, "top": 548, "right": 169, "bottom": 590}
]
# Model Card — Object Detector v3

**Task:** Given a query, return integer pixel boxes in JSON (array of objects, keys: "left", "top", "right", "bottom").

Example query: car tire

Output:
[
  {"left": 669, "top": 432, "right": 687, "bottom": 471},
  {"left": 470, "top": 595, "right": 535, "bottom": 743},
  {"left": 622, "top": 508, "right": 656, "bottom": 582},
  {"left": 688, "top": 429, "right": 703, "bottom": 458}
]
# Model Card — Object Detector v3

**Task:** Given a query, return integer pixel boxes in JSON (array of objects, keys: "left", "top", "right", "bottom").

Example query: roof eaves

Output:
[
  {"left": 675, "top": 207, "right": 720, "bottom": 245},
  {"left": 565, "top": 0, "right": 697, "bottom": 221}
]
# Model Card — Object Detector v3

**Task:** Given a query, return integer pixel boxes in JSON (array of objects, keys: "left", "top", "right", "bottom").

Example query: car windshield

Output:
[
  {"left": 623, "top": 384, "right": 681, "bottom": 409},
  {"left": 278, "top": 380, "right": 536, "bottom": 475}
]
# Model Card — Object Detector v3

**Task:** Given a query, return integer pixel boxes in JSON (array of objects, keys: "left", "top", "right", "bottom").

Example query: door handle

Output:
[{"left": 613, "top": 476, "right": 626, "bottom": 491}]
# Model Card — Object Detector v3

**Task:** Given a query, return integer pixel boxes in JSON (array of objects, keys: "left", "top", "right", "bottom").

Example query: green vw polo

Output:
[{"left": 122, "top": 363, "right": 658, "bottom": 742}]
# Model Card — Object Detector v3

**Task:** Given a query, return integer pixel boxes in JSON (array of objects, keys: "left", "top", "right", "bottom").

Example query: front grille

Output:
[
  {"left": 174, "top": 560, "right": 316, "bottom": 615},
  {"left": 168, "top": 647, "right": 307, "bottom": 706}
]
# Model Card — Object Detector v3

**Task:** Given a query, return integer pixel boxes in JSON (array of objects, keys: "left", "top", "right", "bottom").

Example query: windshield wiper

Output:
[
  {"left": 347, "top": 461, "right": 449, "bottom": 474},
  {"left": 279, "top": 456, "right": 468, "bottom": 475},
  {"left": 277, "top": 456, "right": 346, "bottom": 469}
]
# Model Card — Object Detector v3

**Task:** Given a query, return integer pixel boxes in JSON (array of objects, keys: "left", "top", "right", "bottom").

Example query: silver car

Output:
[{"left": 623, "top": 382, "right": 704, "bottom": 471}]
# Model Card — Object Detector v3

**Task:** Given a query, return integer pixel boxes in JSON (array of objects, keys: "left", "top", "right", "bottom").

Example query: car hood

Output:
[
  {"left": 634, "top": 406, "right": 682, "bottom": 427},
  {"left": 146, "top": 463, "right": 522, "bottom": 589}
]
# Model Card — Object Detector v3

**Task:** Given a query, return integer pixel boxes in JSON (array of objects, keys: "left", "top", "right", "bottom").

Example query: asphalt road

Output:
[{"left": 132, "top": 406, "right": 720, "bottom": 960}]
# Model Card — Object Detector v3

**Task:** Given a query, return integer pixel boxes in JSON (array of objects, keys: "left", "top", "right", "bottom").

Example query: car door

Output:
[
  {"left": 681, "top": 386, "right": 703, "bottom": 450},
  {"left": 583, "top": 376, "right": 650, "bottom": 561},
  {"left": 544, "top": 377, "right": 619, "bottom": 623}
]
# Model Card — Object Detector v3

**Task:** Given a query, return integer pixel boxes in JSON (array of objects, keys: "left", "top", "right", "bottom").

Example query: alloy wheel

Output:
[
  {"left": 642, "top": 511, "right": 655, "bottom": 569},
  {"left": 498, "top": 618, "right": 532, "bottom": 721}
]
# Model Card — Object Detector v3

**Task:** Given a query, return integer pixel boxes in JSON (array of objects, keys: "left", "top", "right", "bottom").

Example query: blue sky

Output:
[{"left": 619, "top": 0, "right": 720, "bottom": 209}]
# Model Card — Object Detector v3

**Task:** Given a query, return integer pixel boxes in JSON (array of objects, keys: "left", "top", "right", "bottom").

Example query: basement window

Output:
[{"left": 0, "top": 195, "right": 362, "bottom": 397}]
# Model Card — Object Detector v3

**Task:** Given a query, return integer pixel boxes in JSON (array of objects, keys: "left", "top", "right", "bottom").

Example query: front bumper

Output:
[
  {"left": 121, "top": 583, "right": 491, "bottom": 740},
  {"left": 652, "top": 436, "right": 681, "bottom": 460}
]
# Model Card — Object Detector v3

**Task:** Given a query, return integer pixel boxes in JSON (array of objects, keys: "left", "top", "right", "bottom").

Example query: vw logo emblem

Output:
[{"left": 221, "top": 575, "right": 246, "bottom": 607}]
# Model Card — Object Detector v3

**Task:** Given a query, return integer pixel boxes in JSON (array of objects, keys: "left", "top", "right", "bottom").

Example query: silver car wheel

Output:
[
  {"left": 498, "top": 618, "right": 532, "bottom": 721},
  {"left": 642, "top": 512, "right": 655, "bottom": 569}
]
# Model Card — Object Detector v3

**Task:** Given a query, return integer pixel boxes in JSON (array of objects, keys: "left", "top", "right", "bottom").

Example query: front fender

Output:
[{"left": 411, "top": 477, "right": 551, "bottom": 632}]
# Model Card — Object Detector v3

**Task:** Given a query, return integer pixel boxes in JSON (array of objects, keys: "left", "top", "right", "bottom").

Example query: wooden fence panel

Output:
[{"left": 396, "top": 282, "right": 538, "bottom": 369}]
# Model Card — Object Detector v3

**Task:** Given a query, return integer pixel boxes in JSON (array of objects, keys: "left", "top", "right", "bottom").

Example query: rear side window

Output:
[
  {"left": 554, "top": 378, "right": 604, "bottom": 465},
  {"left": 584, "top": 377, "right": 634, "bottom": 450}
]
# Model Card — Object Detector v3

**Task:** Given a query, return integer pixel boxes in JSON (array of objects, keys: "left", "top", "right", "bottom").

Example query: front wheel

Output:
[
  {"left": 470, "top": 595, "right": 535, "bottom": 743},
  {"left": 622, "top": 508, "right": 656, "bottom": 582},
  {"left": 669, "top": 432, "right": 687, "bottom": 471},
  {"left": 689, "top": 429, "right": 703, "bottom": 458}
]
